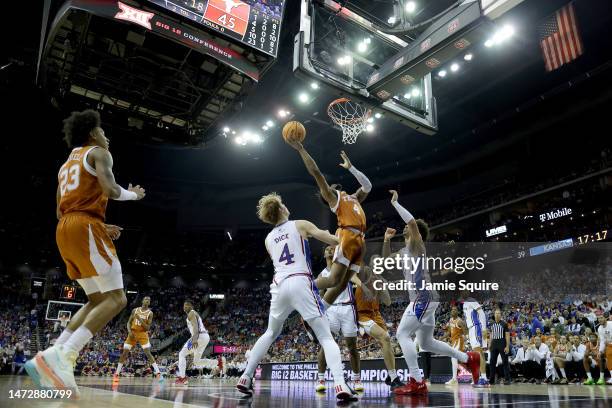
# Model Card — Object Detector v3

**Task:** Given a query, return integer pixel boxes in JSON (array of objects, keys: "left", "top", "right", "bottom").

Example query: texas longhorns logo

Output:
[
  {"left": 115, "top": 2, "right": 154, "bottom": 30},
  {"left": 224, "top": 0, "right": 245, "bottom": 13}
]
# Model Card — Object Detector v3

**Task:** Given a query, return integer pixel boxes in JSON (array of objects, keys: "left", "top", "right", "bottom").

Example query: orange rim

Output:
[{"left": 327, "top": 98, "right": 371, "bottom": 126}]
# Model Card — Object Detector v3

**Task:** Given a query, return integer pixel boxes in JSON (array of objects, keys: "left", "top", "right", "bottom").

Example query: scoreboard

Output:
[{"left": 147, "top": 0, "right": 286, "bottom": 57}]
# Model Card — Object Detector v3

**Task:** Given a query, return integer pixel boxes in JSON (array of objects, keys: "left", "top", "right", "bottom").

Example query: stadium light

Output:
[
  {"left": 235, "top": 136, "right": 244, "bottom": 145},
  {"left": 405, "top": 1, "right": 417, "bottom": 13},
  {"left": 411, "top": 87, "right": 421, "bottom": 97},
  {"left": 464, "top": 53, "right": 473, "bottom": 61},
  {"left": 266, "top": 120, "right": 274, "bottom": 127},
  {"left": 450, "top": 63, "right": 460, "bottom": 72},
  {"left": 298, "top": 92, "right": 310, "bottom": 103},
  {"left": 438, "top": 70, "right": 447, "bottom": 78},
  {"left": 310, "top": 82, "right": 319, "bottom": 90},
  {"left": 403, "top": 93, "right": 411, "bottom": 99},
  {"left": 367, "top": 117, "right": 374, "bottom": 123},
  {"left": 278, "top": 109, "right": 290, "bottom": 118},
  {"left": 387, "top": 16, "right": 396, "bottom": 25},
  {"left": 485, "top": 24, "right": 515, "bottom": 47},
  {"left": 337, "top": 55, "right": 352, "bottom": 66},
  {"left": 262, "top": 125, "right": 269, "bottom": 131},
  {"left": 366, "top": 124, "right": 374, "bottom": 132},
  {"left": 223, "top": 126, "right": 230, "bottom": 133},
  {"left": 357, "top": 41, "right": 368, "bottom": 53},
  {"left": 374, "top": 112, "right": 382, "bottom": 119}
]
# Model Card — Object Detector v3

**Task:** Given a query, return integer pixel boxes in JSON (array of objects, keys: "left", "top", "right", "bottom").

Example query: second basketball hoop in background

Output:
[
  {"left": 327, "top": 98, "right": 370, "bottom": 144},
  {"left": 282, "top": 121, "right": 306, "bottom": 143}
]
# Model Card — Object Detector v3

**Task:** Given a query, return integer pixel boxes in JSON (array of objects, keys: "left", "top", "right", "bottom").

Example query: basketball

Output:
[{"left": 282, "top": 121, "right": 306, "bottom": 144}]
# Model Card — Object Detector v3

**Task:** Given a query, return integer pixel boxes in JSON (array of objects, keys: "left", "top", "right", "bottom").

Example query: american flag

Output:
[{"left": 538, "top": 2, "right": 583, "bottom": 72}]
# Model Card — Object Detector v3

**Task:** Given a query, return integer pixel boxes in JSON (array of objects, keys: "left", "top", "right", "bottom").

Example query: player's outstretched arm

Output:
[
  {"left": 382, "top": 227, "right": 399, "bottom": 259},
  {"left": 389, "top": 190, "right": 424, "bottom": 255},
  {"left": 339, "top": 151, "right": 371, "bottom": 203},
  {"left": 295, "top": 220, "right": 339, "bottom": 246},
  {"left": 286, "top": 140, "right": 337, "bottom": 208},
  {"left": 90, "top": 148, "right": 145, "bottom": 201}
]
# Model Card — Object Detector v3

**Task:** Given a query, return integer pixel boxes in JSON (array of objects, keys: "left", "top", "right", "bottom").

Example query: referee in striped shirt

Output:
[{"left": 489, "top": 308, "right": 512, "bottom": 384}]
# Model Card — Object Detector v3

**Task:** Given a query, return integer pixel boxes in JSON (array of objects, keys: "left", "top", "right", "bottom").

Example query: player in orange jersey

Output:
[
  {"left": 288, "top": 140, "right": 371, "bottom": 309},
  {"left": 25, "top": 110, "right": 145, "bottom": 393},
  {"left": 114, "top": 296, "right": 162, "bottom": 381},
  {"left": 355, "top": 265, "right": 405, "bottom": 393},
  {"left": 445, "top": 307, "right": 466, "bottom": 385}
]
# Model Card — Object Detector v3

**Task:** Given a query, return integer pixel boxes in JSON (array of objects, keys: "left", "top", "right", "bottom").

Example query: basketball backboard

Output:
[{"left": 294, "top": 0, "right": 525, "bottom": 135}]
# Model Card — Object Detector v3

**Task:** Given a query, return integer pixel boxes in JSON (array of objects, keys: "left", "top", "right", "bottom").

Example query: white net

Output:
[{"left": 327, "top": 98, "right": 370, "bottom": 144}]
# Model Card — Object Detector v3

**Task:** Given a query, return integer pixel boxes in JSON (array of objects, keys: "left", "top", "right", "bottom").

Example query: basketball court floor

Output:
[{"left": 2, "top": 376, "right": 611, "bottom": 408}]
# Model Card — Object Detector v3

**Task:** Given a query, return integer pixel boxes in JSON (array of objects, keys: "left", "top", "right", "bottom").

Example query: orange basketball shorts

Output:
[
  {"left": 56, "top": 213, "right": 123, "bottom": 293},
  {"left": 333, "top": 228, "right": 365, "bottom": 273},
  {"left": 124, "top": 330, "right": 150, "bottom": 349},
  {"left": 358, "top": 310, "right": 386, "bottom": 334}
]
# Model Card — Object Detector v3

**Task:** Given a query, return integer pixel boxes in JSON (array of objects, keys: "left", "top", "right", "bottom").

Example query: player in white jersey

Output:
[
  {"left": 383, "top": 190, "right": 481, "bottom": 395},
  {"left": 596, "top": 314, "right": 612, "bottom": 384},
  {"left": 236, "top": 193, "right": 356, "bottom": 401},
  {"left": 462, "top": 296, "right": 490, "bottom": 386},
  {"left": 175, "top": 300, "right": 210, "bottom": 385},
  {"left": 315, "top": 245, "right": 362, "bottom": 393}
]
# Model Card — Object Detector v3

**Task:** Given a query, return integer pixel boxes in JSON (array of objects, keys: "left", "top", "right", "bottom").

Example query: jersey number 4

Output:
[
  {"left": 278, "top": 243, "right": 295, "bottom": 265},
  {"left": 59, "top": 164, "right": 80, "bottom": 196}
]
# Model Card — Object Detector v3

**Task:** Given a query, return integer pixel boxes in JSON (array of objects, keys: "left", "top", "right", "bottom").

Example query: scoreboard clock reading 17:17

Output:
[{"left": 146, "top": 0, "right": 285, "bottom": 57}]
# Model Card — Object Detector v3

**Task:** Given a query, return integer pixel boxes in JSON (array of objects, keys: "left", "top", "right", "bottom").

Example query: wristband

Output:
[{"left": 114, "top": 186, "right": 138, "bottom": 201}]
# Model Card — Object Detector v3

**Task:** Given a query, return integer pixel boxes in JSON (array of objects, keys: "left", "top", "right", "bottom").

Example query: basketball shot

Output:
[
  {"left": 25, "top": 109, "right": 145, "bottom": 394},
  {"left": 236, "top": 193, "right": 357, "bottom": 401},
  {"left": 383, "top": 190, "right": 481, "bottom": 395},
  {"left": 284, "top": 124, "right": 371, "bottom": 312},
  {"left": 115, "top": 296, "right": 162, "bottom": 382},
  {"left": 175, "top": 300, "right": 210, "bottom": 385}
]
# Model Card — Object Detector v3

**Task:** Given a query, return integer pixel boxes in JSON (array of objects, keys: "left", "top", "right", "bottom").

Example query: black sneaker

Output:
[
  {"left": 301, "top": 318, "right": 319, "bottom": 345},
  {"left": 390, "top": 376, "right": 405, "bottom": 392}
]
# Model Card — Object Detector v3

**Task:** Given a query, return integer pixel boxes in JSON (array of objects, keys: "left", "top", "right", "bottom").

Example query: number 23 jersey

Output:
[
  {"left": 265, "top": 220, "right": 313, "bottom": 282},
  {"left": 58, "top": 146, "right": 108, "bottom": 220}
]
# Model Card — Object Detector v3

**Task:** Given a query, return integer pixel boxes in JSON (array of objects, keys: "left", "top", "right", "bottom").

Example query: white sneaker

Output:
[
  {"left": 445, "top": 378, "right": 458, "bottom": 385},
  {"left": 236, "top": 376, "right": 253, "bottom": 396},
  {"left": 334, "top": 383, "right": 358, "bottom": 401},
  {"left": 607, "top": 377, "right": 612, "bottom": 385},
  {"left": 35, "top": 346, "right": 79, "bottom": 395},
  {"left": 315, "top": 379, "right": 326, "bottom": 392}
]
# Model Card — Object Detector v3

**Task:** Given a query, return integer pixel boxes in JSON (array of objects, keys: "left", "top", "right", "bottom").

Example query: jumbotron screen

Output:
[{"left": 146, "top": 0, "right": 285, "bottom": 57}]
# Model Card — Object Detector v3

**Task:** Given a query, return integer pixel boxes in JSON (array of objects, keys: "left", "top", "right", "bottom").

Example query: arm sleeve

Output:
[
  {"left": 391, "top": 201, "right": 415, "bottom": 224},
  {"left": 348, "top": 166, "right": 372, "bottom": 193}
]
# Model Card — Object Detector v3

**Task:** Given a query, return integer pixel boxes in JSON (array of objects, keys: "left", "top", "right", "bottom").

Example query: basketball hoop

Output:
[{"left": 327, "top": 98, "right": 371, "bottom": 144}]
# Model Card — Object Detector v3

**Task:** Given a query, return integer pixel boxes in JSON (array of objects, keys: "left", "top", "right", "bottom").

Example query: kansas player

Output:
[
  {"left": 383, "top": 190, "right": 481, "bottom": 395},
  {"left": 236, "top": 193, "right": 356, "bottom": 401},
  {"left": 315, "top": 245, "right": 362, "bottom": 393},
  {"left": 25, "top": 110, "right": 145, "bottom": 393},
  {"left": 463, "top": 295, "right": 490, "bottom": 387},
  {"left": 288, "top": 139, "right": 371, "bottom": 308},
  {"left": 175, "top": 300, "right": 210, "bottom": 385}
]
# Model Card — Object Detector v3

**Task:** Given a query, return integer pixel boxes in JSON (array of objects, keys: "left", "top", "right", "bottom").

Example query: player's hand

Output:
[
  {"left": 286, "top": 139, "right": 304, "bottom": 151},
  {"left": 128, "top": 183, "right": 146, "bottom": 200},
  {"left": 384, "top": 227, "right": 396, "bottom": 241},
  {"left": 504, "top": 346, "right": 509, "bottom": 354},
  {"left": 339, "top": 151, "right": 352, "bottom": 169},
  {"left": 105, "top": 224, "right": 123, "bottom": 240},
  {"left": 389, "top": 190, "right": 398, "bottom": 203}
]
